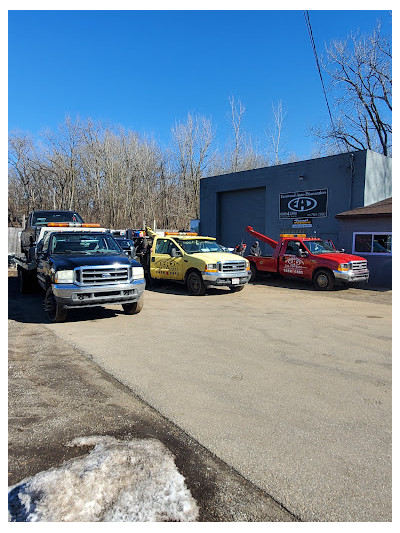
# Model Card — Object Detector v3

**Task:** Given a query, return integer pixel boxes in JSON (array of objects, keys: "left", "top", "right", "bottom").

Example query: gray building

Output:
[
  {"left": 336, "top": 197, "right": 392, "bottom": 287},
  {"left": 200, "top": 150, "right": 392, "bottom": 257}
]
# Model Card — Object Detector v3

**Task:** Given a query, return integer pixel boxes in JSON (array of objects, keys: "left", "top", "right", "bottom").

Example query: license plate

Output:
[{"left": 232, "top": 278, "right": 239, "bottom": 285}]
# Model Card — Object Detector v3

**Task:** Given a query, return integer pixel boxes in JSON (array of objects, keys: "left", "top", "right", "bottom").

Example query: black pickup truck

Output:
[
  {"left": 18, "top": 229, "right": 146, "bottom": 322},
  {"left": 20, "top": 210, "right": 84, "bottom": 259}
]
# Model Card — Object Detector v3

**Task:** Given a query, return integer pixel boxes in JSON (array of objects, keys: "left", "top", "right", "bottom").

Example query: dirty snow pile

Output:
[{"left": 8, "top": 435, "right": 199, "bottom": 522}]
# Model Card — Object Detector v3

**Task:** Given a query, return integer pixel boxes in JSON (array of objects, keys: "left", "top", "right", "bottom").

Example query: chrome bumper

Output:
[
  {"left": 202, "top": 271, "right": 250, "bottom": 286},
  {"left": 52, "top": 279, "right": 146, "bottom": 308},
  {"left": 333, "top": 270, "right": 369, "bottom": 283}
]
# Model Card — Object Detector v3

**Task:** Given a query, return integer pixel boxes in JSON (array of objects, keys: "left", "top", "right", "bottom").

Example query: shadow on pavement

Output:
[
  {"left": 145, "top": 279, "right": 240, "bottom": 297},
  {"left": 251, "top": 273, "right": 390, "bottom": 293},
  {"left": 8, "top": 276, "right": 120, "bottom": 324}
]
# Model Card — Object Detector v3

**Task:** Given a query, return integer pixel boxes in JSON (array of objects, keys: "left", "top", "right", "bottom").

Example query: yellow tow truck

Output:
[{"left": 142, "top": 227, "right": 251, "bottom": 295}]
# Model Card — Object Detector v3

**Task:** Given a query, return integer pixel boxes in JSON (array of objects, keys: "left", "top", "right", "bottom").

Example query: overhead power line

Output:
[{"left": 303, "top": 11, "right": 340, "bottom": 148}]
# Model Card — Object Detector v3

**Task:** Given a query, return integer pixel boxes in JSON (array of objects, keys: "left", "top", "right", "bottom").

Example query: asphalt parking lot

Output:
[{"left": 8, "top": 271, "right": 392, "bottom": 521}]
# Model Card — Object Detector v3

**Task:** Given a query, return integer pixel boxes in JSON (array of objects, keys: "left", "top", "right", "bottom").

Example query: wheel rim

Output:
[
  {"left": 189, "top": 274, "right": 200, "bottom": 293},
  {"left": 317, "top": 273, "right": 329, "bottom": 288}
]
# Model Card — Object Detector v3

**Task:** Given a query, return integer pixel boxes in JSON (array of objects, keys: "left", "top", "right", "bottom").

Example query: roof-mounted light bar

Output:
[
  {"left": 280, "top": 234, "right": 307, "bottom": 238},
  {"left": 165, "top": 231, "right": 198, "bottom": 236},
  {"left": 47, "top": 222, "right": 101, "bottom": 228}
]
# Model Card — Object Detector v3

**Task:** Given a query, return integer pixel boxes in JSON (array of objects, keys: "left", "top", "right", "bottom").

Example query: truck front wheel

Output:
[
  {"left": 44, "top": 287, "right": 68, "bottom": 323},
  {"left": 187, "top": 271, "right": 206, "bottom": 296},
  {"left": 122, "top": 295, "right": 144, "bottom": 314},
  {"left": 313, "top": 269, "right": 335, "bottom": 291},
  {"left": 249, "top": 263, "right": 258, "bottom": 282}
]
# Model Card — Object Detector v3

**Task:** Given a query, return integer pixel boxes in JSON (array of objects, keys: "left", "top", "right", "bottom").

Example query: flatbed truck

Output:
[{"left": 15, "top": 218, "right": 145, "bottom": 322}]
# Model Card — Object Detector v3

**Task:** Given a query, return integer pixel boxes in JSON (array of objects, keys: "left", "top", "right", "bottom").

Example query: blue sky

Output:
[{"left": 8, "top": 8, "right": 392, "bottom": 160}]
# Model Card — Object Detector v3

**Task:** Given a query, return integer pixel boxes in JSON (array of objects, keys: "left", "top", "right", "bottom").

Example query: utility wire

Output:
[{"left": 304, "top": 11, "right": 341, "bottom": 151}]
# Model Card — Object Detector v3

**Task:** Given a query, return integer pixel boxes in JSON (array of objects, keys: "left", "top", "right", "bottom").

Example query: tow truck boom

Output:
[{"left": 245, "top": 226, "right": 278, "bottom": 249}]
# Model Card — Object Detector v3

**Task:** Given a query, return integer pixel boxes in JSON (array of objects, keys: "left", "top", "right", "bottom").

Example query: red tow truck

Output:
[{"left": 245, "top": 226, "right": 369, "bottom": 290}]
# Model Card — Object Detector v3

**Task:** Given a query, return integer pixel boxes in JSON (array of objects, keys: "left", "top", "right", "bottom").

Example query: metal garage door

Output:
[{"left": 218, "top": 187, "right": 266, "bottom": 248}]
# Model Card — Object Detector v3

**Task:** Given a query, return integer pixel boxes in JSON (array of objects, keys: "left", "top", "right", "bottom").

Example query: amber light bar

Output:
[
  {"left": 165, "top": 231, "right": 198, "bottom": 236},
  {"left": 47, "top": 222, "right": 69, "bottom": 227},
  {"left": 47, "top": 222, "right": 101, "bottom": 228},
  {"left": 280, "top": 233, "right": 307, "bottom": 238}
]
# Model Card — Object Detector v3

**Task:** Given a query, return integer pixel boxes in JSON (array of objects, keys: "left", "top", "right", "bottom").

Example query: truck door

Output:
[
  {"left": 166, "top": 240, "right": 185, "bottom": 280},
  {"left": 36, "top": 233, "right": 52, "bottom": 287},
  {"left": 150, "top": 238, "right": 170, "bottom": 279},
  {"left": 279, "top": 240, "right": 313, "bottom": 278},
  {"left": 150, "top": 238, "right": 184, "bottom": 280}
]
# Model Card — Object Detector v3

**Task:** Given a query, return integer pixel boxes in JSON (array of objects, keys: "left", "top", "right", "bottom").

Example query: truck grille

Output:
[
  {"left": 220, "top": 261, "right": 246, "bottom": 273},
  {"left": 77, "top": 266, "right": 129, "bottom": 285},
  {"left": 351, "top": 261, "right": 368, "bottom": 272}
]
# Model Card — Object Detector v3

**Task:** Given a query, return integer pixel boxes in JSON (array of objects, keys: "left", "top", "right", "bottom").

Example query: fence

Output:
[{"left": 8, "top": 227, "right": 22, "bottom": 255}]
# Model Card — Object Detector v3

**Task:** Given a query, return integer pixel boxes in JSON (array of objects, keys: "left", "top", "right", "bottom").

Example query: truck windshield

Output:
[
  {"left": 304, "top": 240, "right": 336, "bottom": 254},
  {"left": 175, "top": 239, "right": 222, "bottom": 254},
  {"left": 115, "top": 239, "right": 134, "bottom": 248},
  {"left": 50, "top": 233, "right": 122, "bottom": 255},
  {"left": 31, "top": 211, "right": 84, "bottom": 226}
]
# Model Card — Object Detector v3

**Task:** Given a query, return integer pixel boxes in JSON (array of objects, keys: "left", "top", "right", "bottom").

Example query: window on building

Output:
[{"left": 353, "top": 232, "right": 392, "bottom": 255}]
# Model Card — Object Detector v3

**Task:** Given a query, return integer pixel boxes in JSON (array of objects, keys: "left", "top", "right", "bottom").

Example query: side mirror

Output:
[
  {"left": 299, "top": 250, "right": 308, "bottom": 258},
  {"left": 171, "top": 248, "right": 181, "bottom": 258}
]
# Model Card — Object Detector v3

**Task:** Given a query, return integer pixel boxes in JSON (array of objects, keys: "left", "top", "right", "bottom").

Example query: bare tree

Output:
[
  {"left": 9, "top": 107, "right": 275, "bottom": 230},
  {"left": 265, "top": 100, "right": 288, "bottom": 165},
  {"left": 217, "top": 97, "right": 268, "bottom": 174},
  {"left": 314, "top": 22, "right": 392, "bottom": 156},
  {"left": 171, "top": 113, "right": 216, "bottom": 223},
  {"left": 35, "top": 116, "right": 83, "bottom": 211},
  {"left": 8, "top": 132, "right": 36, "bottom": 213},
  {"left": 228, "top": 96, "right": 246, "bottom": 172}
]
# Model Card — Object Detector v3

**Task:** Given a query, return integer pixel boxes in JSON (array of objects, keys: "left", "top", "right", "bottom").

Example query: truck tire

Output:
[
  {"left": 44, "top": 287, "right": 68, "bottom": 323},
  {"left": 122, "top": 295, "right": 144, "bottom": 315},
  {"left": 313, "top": 269, "right": 335, "bottom": 291},
  {"left": 229, "top": 285, "right": 245, "bottom": 292},
  {"left": 17, "top": 266, "right": 31, "bottom": 294},
  {"left": 187, "top": 271, "right": 206, "bottom": 296},
  {"left": 249, "top": 263, "right": 258, "bottom": 282}
]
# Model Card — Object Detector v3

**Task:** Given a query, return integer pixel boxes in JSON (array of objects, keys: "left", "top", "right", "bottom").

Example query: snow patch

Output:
[{"left": 8, "top": 435, "right": 199, "bottom": 522}]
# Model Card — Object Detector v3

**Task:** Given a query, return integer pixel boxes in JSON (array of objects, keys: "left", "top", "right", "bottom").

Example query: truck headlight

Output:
[
  {"left": 338, "top": 263, "right": 350, "bottom": 271},
  {"left": 205, "top": 263, "right": 218, "bottom": 272},
  {"left": 55, "top": 270, "right": 74, "bottom": 283},
  {"left": 245, "top": 260, "right": 250, "bottom": 271},
  {"left": 131, "top": 266, "right": 144, "bottom": 280}
]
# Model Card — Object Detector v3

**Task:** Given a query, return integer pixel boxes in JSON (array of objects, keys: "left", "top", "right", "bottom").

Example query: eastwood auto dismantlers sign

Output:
[{"left": 279, "top": 189, "right": 328, "bottom": 219}]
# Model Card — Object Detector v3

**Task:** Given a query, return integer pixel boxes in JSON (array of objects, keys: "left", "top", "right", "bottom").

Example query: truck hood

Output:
[
  {"left": 312, "top": 252, "right": 367, "bottom": 263},
  {"left": 190, "top": 252, "right": 246, "bottom": 263},
  {"left": 49, "top": 253, "right": 140, "bottom": 269}
]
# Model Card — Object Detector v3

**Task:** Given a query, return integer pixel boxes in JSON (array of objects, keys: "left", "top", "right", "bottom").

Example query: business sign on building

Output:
[
  {"left": 292, "top": 218, "right": 313, "bottom": 228},
  {"left": 280, "top": 189, "right": 328, "bottom": 219}
]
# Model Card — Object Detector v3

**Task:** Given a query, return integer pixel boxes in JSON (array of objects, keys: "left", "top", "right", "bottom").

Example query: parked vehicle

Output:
[
  {"left": 114, "top": 238, "right": 136, "bottom": 257},
  {"left": 245, "top": 226, "right": 369, "bottom": 290},
  {"left": 141, "top": 227, "right": 251, "bottom": 295},
  {"left": 15, "top": 222, "right": 145, "bottom": 322},
  {"left": 20, "top": 210, "right": 85, "bottom": 260}
]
